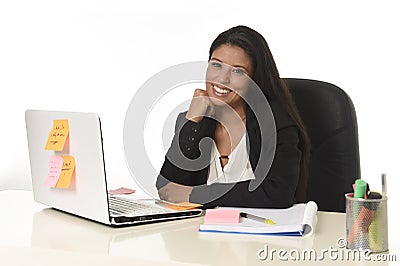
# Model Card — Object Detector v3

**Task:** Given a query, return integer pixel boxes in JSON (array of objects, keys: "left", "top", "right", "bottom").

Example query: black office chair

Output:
[{"left": 285, "top": 78, "right": 361, "bottom": 212}]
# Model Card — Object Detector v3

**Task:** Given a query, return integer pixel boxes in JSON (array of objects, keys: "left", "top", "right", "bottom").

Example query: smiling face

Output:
[{"left": 205, "top": 44, "right": 253, "bottom": 110}]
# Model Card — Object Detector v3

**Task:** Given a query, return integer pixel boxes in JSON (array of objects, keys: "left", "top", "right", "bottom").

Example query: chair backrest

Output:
[{"left": 285, "top": 78, "right": 361, "bottom": 212}]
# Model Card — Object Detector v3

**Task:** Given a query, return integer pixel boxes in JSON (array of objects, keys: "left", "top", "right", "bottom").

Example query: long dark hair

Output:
[{"left": 209, "top": 25, "right": 311, "bottom": 202}]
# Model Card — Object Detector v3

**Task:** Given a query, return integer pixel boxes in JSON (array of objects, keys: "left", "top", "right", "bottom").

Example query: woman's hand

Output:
[
  {"left": 158, "top": 182, "right": 193, "bottom": 203},
  {"left": 185, "top": 89, "right": 215, "bottom": 123}
]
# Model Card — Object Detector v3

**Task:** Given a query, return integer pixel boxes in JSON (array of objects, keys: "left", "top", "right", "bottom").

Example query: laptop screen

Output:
[{"left": 25, "top": 110, "right": 111, "bottom": 224}]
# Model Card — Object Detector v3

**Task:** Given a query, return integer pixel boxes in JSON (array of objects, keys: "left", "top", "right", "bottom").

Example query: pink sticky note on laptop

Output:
[
  {"left": 45, "top": 156, "right": 64, "bottom": 187},
  {"left": 108, "top": 187, "right": 136, "bottom": 195},
  {"left": 204, "top": 209, "right": 240, "bottom": 224}
]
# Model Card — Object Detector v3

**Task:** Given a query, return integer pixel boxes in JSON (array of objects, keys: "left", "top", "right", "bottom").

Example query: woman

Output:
[{"left": 156, "top": 25, "right": 310, "bottom": 208}]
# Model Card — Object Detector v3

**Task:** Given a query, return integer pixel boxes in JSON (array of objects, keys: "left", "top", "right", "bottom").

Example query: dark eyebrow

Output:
[{"left": 210, "top": 57, "right": 250, "bottom": 73}]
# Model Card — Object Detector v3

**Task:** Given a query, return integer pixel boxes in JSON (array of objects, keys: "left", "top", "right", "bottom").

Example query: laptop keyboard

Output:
[{"left": 108, "top": 196, "right": 173, "bottom": 217}]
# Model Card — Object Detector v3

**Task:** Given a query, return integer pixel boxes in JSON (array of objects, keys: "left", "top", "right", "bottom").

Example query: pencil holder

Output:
[{"left": 345, "top": 193, "right": 388, "bottom": 252}]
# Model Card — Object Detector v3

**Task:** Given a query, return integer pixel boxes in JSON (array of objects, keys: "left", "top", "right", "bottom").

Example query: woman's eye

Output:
[
  {"left": 232, "top": 68, "right": 244, "bottom": 75},
  {"left": 211, "top": 61, "right": 222, "bottom": 68}
]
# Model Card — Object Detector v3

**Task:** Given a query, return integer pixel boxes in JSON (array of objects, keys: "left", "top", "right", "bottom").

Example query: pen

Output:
[
  {"left": 240, "top": 212, "right": 275, "bottom": 225},
  {"left": 381, "top": 173, "right": 387, "bottom": 198}
]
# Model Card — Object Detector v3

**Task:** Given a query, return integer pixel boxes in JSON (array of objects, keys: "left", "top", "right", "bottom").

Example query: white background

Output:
[{"left": 1, "top": 0, "right": 399, "bottom": 205}]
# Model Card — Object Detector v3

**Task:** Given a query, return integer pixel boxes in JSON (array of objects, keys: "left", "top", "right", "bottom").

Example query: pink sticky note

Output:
[
  {"left": 108, "top": 187, "right": 136, "bottom": 195},
  {"left": 204, "top": 209, "right": 240, "bottom": 224},
  {"left": 45, "top": 156, "right": 64, "bottom": 187}
]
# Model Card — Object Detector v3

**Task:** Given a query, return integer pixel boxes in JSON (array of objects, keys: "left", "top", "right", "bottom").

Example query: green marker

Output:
[{"left": 354, "top": 179, "right": 367, "bottom": 198}]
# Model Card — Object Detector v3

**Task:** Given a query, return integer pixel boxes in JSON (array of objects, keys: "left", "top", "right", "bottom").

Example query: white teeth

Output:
[{"left": 213, "top": 85, "right": 231, "bottom": 94}]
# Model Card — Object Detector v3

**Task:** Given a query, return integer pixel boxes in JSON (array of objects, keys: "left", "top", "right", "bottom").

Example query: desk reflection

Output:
[
  {"left": 31, "top": 208, "right": 316, "bottom": 265},
  {"left": 31, "top": 208, "right": 204, "bottom": 262}
]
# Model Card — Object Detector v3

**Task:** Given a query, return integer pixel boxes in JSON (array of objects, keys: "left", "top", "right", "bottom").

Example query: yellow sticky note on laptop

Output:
[
  {"left": 55, "top": 156, "right": 75, "bottom": 188},
  {"left": 45, "top": 120, "right": 69, "bottom": 151},
  {"left": 166, "top": 202, "right": 203, "bottom": 211}
]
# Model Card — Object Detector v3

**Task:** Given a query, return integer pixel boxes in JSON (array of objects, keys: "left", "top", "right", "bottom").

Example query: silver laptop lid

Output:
[{"left": 25, "top": 110, "right": 111, "bottom": 225}]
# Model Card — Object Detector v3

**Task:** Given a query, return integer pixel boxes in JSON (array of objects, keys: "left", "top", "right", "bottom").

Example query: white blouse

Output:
[{"left": 207, "top": 133, "right": 256, "bottom": 185}]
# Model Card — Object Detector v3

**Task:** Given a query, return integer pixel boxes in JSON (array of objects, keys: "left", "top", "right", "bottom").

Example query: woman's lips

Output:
[{"left": 212, "top": 84, "right": 232, "bottom": 97}]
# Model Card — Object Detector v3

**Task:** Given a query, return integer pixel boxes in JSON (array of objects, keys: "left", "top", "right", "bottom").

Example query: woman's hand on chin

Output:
[{"left": 186, "top": 89, "right": 215, "bottom": 123}]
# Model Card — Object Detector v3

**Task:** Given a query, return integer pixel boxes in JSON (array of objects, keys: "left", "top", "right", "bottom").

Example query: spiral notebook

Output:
[{"left": 199, "top": 201, "right": 318, "bottom": 237}]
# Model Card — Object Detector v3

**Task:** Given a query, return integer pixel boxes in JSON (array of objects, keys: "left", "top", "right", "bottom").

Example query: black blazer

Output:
[{"left": 156, "top": 100, "right": 302, "bottom": 209}]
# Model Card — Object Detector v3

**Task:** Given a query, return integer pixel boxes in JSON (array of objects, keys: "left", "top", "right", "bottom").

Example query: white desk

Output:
[{"left": 0, "top": 190, "right": 398, "bottom": 265}]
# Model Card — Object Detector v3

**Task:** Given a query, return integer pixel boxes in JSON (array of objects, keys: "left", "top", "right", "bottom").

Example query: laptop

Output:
[{"left": 25, "top": 110, "right": 202, "bottom": 227}]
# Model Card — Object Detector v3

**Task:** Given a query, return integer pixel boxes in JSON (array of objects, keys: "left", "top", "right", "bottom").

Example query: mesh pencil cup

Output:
[{"left": 345, "top": 193, "right": 388, "bottom": 253}]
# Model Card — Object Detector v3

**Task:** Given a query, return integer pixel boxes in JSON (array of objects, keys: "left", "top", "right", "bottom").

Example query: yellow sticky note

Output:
[
  {"left": 55, "top": 156, "right": 75, "bottom": 188},
  {"left": 45, "top": 156, "right": 64, "bottom": 187},
  {"left": 166, "top": 202, "right": 203, "bottom": 211},
  {"left": 45, "top": 120, "right": 69, "bottom": 151}
]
